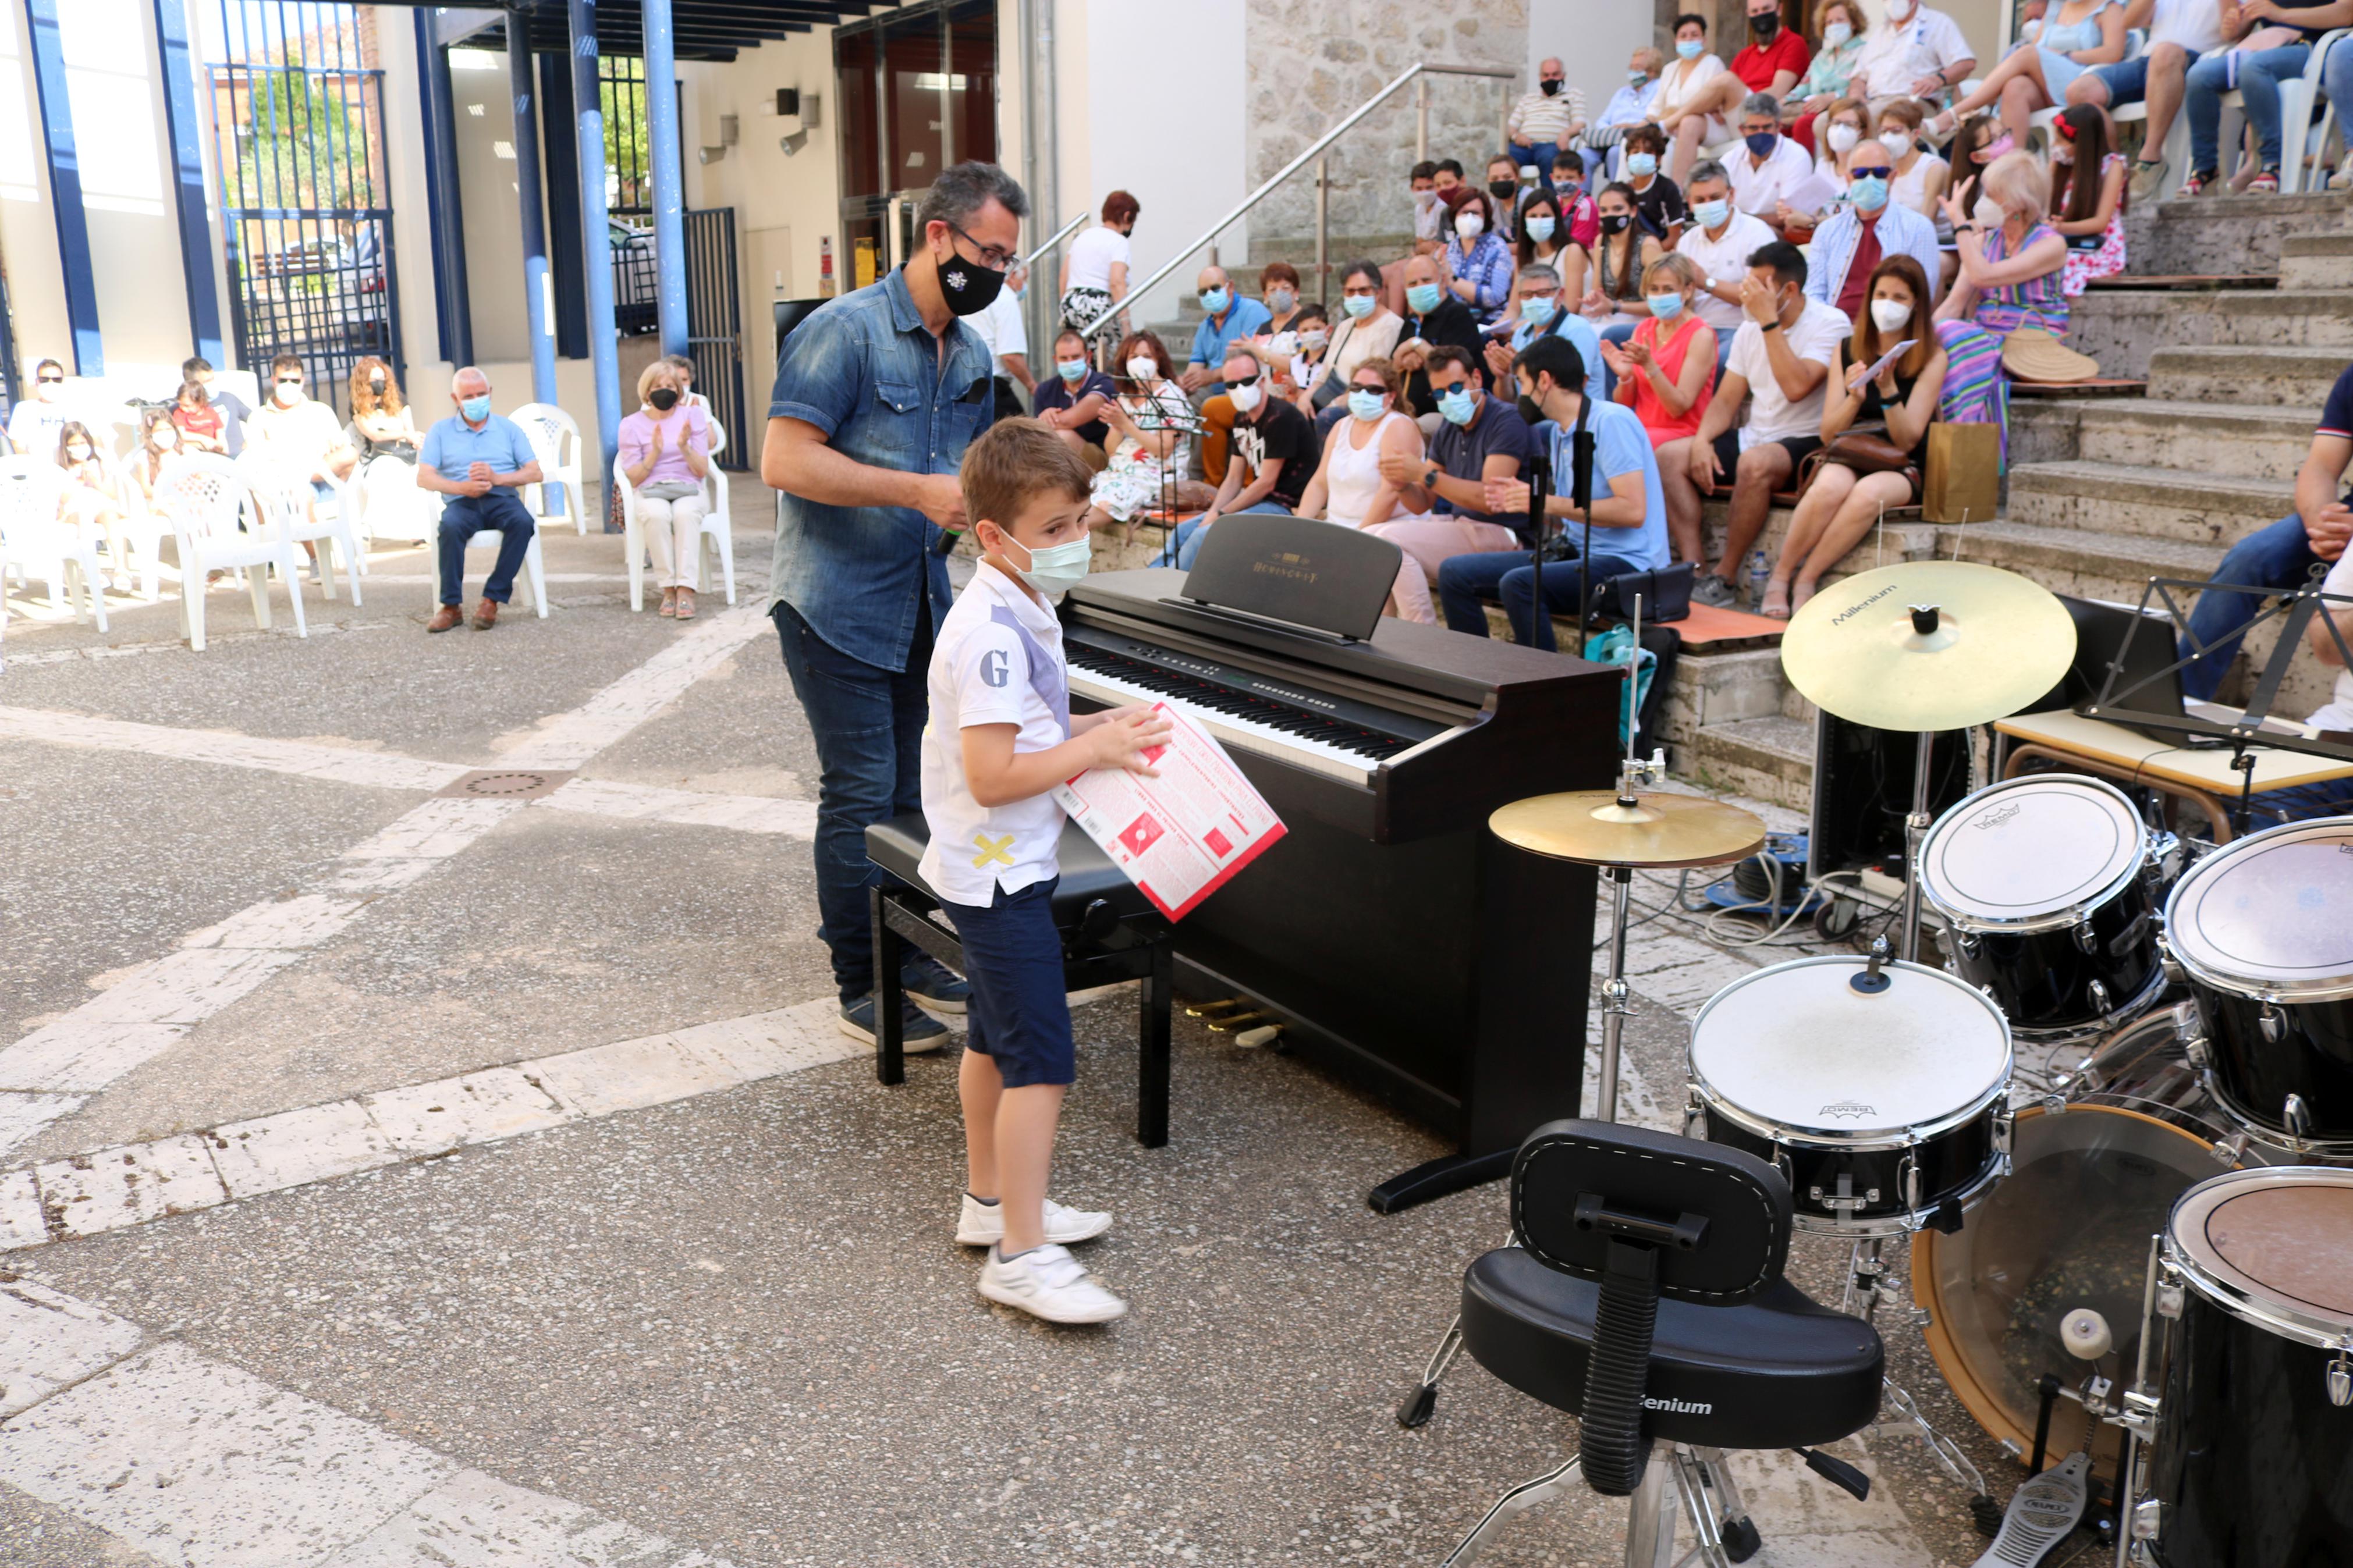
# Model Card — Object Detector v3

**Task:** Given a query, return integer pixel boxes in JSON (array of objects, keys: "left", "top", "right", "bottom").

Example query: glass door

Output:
[{"left": 833, "top": 0, "right": 998, "bottom": 287}]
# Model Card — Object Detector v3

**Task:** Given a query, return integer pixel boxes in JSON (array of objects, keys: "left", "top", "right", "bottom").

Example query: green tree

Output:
[{"left": 601, "top": 65, "right": 648, "bottom": 215}]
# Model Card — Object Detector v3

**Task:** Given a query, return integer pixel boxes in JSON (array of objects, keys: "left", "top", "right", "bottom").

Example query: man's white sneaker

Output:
[
  {"left": 956, "top": 1193, "right": 1113, "bottom": 1247},
  {"left": 977, "top": 1243, "right": 1127, "bottom": 1324}
]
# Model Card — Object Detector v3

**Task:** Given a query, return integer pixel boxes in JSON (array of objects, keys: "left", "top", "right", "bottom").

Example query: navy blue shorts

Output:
[{"left": 942, "top": 877, "right": 1073, "bottom": 1089}]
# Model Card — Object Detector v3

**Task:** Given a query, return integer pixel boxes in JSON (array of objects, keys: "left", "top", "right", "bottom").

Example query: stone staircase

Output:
[{"left": 1678, "top": 188, "right": 2353, "bottom": 809}]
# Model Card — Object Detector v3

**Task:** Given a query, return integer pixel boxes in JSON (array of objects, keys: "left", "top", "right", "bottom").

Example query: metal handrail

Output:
[
  {"left": 1072, "top": 60, "right": 1519, "bottom": 341},
  {"left": 1021, "top": 211, "right": 1088, "bottom": 273}
]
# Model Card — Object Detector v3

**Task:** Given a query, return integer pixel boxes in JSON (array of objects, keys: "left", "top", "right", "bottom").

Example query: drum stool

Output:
[
  {"left": 1439, "top": 1120, "right": 1886, "bottom": 1567},
  {"left": 864, "top": 814, "right": 1176, "bottom": 1146}
]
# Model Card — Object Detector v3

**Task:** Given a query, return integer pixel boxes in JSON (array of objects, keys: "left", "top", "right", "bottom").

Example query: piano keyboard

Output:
[{"left": 1065, "top": 638, "right": 1445, "bottom": 787}]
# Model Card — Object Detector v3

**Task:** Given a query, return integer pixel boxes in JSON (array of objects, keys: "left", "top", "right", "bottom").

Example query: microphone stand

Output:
[{"left": 1524, "top": 447, "right": 1550, "bottom": 646}]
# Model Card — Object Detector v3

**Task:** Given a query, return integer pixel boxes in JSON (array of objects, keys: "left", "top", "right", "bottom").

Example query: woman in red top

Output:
[
  {"left": 169, "top": 379, "right": 226, "bottom": 454},
  {"left": 1603, "top": 254, "right": 1716, "bottom": 450}
]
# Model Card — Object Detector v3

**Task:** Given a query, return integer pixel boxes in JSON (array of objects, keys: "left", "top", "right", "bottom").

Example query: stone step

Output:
[
  {"left": 1684, "top": 714, "right": 1815, "bottom": 810},
  {"left": 1658, "top": 646, "right": 1786, "bottom": 746},
  {"left": 2004, "top": 458, "right": 2292, "bottom": 547},
  {"left": 2209, "top": 287, "right": 2353, "bottom": 346},
  {"left": 1933, "top": 515, "right": 2227, "bottom": 603},
  {"left": 2131, "top": 189, "right": 2353, "bottom": 276},
  {"left": 2279, "top": 231, "right": 2353, "bottom": 288},
  {"left": 2146, "top": 344, "right": 2346, "bottom": 407},
  {"left": 2070, "top": 399, "right": 2312, "bottom": 481},
  {"left": 2068, "top": 290, "right": 2226, "bottom": 381}
]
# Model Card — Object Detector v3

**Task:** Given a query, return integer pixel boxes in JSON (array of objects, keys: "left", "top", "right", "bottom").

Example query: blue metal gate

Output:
[
  {"left": 207, "top": 1, "right": 399, "bottom": 417},
  {"left": 683, "top": 207, "right": 747, "bottom": 471}
]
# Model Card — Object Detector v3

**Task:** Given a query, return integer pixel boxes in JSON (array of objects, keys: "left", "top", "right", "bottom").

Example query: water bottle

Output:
[{"left": 1748, "top": 550, "right": 1770, "bottom": 611}]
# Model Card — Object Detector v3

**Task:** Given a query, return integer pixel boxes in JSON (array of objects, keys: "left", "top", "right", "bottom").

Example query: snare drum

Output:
[
  {"left": 1688, "top": 955, "right": 2013, "bottom": 1235},
  {"left": 2163, "top": 816, "right": 2353, "bottom": 1153},
  {"left": 2135, "top": 1167, "right": 2353, "bottom": 1565},
  {"left": 1919, "top": 774, "right": 2171, "bottom": 1041}
]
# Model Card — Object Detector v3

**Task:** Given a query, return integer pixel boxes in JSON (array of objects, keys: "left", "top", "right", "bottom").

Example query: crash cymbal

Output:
[
  {"left": 1491, "top": 790, "right": 1769, "bottom": 869},
  {"left": 1780, "top": 560, "right": 2077, "bottom": 733}
]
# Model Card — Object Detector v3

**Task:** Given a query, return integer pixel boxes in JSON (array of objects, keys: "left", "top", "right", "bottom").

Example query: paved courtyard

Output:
[{"left": 0, "top": 489, "right": 2054, "bottom": 1566}]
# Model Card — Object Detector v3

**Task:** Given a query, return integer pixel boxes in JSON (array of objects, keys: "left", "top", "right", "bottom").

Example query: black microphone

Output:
[{"left": 932, "top": 525, "right": 963, "bottom": 556}]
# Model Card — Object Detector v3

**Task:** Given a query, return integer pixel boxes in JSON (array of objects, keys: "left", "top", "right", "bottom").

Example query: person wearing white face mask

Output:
[
  {"left": 1293, "top": 357, "right": 1442, "bottom": 620},
  {"left": 1298, "top": 261, "right": 1403, "bottom": 421},
  {"left": 1440, "top": 189, "right": 1515, "bottom": 328},
  {"left": 1030, "top": 328, "right": 1116, "bottom": 460},
  {"left": 244, "top": 353, "right": 354, "bottom": 524},
  {"left": 1850, "top": 0, "right": 1976, "bottom": 114},
  {"left": 1488, "top": 264, "right": 1607, "bottom": 407},
  {"left": 1935, "top": 150, "right": 2070, "bottom": 346},
  {"left": 1763, "top": 254, "right": 1948, "bottom": 617},
  {"left": 1160, "top": 346, "right": 1318, "bottom": 570},
  {"left": 1875, "top": 99, "right": 1950, "bottom": 223},
  {"left": 1802, "top": 137, "right": 1943, "bottom": 321},
  {"left": 1787, "top": 0, "right": 1871, "bottom": 152},
  {"left": 1083, "top": 331, "right": 1195, "bottom": 542},
  {"left": 1393, "top": 252, "right": 1489, "bottom": 420}
]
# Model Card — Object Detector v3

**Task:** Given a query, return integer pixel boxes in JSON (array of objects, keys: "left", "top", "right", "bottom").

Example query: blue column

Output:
[
  {"left": 150, "top": 0, "right": 223, "bottom": 365},
  {"left": 412, "top": 11, "right": 473, "bottom": 367},
  {"left": 640, "top": 0, "right": 688, "bottom": 360},
  {"left": 507, "top": 15, "right": 557, "bottom": 407},
  {"left": 22, "top": 0, "right": 101, "bottom": 374},
  {"left": 569, "top": 0, "right": 622, "bottom": 525}
]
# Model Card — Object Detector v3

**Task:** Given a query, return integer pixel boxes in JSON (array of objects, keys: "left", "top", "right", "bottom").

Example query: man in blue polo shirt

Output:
[
  {"left": 1176, "top": 264, "right": 1272, "bottom": 401},
  {"left": 417, "top": 367, "right": 542, "bottom": 632},
  {"left": 761, "top": 159, "right": 1025, "bottom": 1050}
]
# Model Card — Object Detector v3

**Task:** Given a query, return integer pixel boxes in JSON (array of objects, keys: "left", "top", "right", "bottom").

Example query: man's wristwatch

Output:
[{"left": 1760, "top": 318, "right": 1781, "bottom": 332}]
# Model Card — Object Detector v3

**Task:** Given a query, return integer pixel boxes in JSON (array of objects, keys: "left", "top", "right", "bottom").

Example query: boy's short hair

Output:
[
  {"left": 961, "top": 417, "right": 1094, "bottom": 529},
  {"left": 182, "top": 355, "right": 213, "bottom": 378}
]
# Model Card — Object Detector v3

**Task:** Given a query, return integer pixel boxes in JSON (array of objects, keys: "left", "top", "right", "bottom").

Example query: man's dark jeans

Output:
[
  {"left": 436, "top": 490, "right": 536, "bottom": 606},
  {"left": 773, "top": 598, "right": 931, "bottom": 1004},
  {"left": 2180, "top": 513, "right": 2322, "bottom": 699},
  {"left": 1438, "top": 546, "right": 1645, "bottom": 652}
]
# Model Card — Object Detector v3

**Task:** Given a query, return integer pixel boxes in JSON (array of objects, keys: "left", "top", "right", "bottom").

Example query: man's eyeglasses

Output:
[
  {"left": 36, "top": 374, "right": 63, "bottom": 384},
  {"left": 946, "top": 221, "right": 1016, "bottom": 272},
  {"left": 276, "top": 376, "right": 304, "bottom": 386}
]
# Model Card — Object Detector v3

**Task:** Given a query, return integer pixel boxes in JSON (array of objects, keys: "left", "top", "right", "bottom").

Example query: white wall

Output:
[
  {"left": 1079, "top": 0, "right": 1248, "bottom": 328},
  {"left": 446, "top": 47, "right": 528, "bottom": 366},
  {"left": 1535, "top": 0, "right": 1651, "bottom": 139},
  {"left": 0, "top": 2, "right": 70, "bottom": 375}
]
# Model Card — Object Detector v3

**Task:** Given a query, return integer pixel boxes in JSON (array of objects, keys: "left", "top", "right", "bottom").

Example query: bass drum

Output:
[{"left": 1915, "top": 1012, "right": 2246, "bottom": 1478}]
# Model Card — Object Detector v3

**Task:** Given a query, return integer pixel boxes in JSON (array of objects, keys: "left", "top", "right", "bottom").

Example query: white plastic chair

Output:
[
  {"left": 238, "top": 457, "right": 365, "bottom": 606},
  {"left": 0, "top": 455, "right": 108, "bottom": 632},
  {"left": 157, "top": 452, "right": 306, "bottom": 651},
  {"left": 350, "top": 454, "right": 439, "bottom": 549},
  {"left": 510, "top": 402, "right": 587, "bottom": 535},
  {"left": 410, "top": 486, "right": 551, "bottom": 617},
  {"left": 2287, "top": 29, "right": 2352, "bottom": 191},
  {"left": 101, "top": 454, "right": 169, "bottom": 602},
  {"left": 617, "top": 416, "right": 733, "bottom": 611}
]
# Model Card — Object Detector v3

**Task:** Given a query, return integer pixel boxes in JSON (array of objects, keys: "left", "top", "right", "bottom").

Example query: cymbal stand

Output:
[{"left": 1841, "top": 1235, "right": 1997, "bottom": 1513}]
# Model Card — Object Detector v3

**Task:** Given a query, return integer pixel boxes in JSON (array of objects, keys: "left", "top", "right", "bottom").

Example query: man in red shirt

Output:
[{"left": 1666, "top": 0, "right": 1811, "bottom": 180}]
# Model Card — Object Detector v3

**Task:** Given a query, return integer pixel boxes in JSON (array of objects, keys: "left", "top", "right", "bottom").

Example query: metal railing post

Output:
[
  {"left": 1417, "top": 77, "right": 1430, "bottom": 162},
  {"left": 1315, "top": 157, "right": 1329, "bottom": 301}
]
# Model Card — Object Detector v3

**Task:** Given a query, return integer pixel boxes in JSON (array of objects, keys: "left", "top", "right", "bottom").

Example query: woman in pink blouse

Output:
[{"left": 619, "top": 362, "right": 713, "bottom": 619}]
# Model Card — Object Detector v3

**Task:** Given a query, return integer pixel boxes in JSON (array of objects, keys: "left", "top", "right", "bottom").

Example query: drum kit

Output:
[{"left": 1404, "top": 563, "right": 2353, "bottom": 1567}]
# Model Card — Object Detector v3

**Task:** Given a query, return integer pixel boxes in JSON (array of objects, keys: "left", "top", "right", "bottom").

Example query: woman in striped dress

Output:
[{"left": 1933, "top": 151, "right": 2068, "bottom": 452}]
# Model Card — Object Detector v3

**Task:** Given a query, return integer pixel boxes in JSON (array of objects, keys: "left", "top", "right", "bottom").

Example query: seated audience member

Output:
[
  {"left": 1659, "top": 241, "right": 1848, "bottom": 606},
  {"left": 1371, "top": 346, "right": 1535, "bottom": 611},
  {"left": 1436, "top": 336, "right": 1671, "bottom": 649},
  {"left": 1727, "top": 94, "right": 1817, "bottom": 231},
  {"left": 1549, "top": 152, "right": 1601, "bottom": 250},
  {"left": 1159, "top": 346, "right": 1318, "bottom": 570},
  {"left": 1412, "top": 161, "right": 1447, "bottom": 250},
  {"left": 1509, "top": 57, "right": 1587, "bottom": 197},
  {"left": 1180, "top": 265, "right": 1272, "bottom": 399},
  {"left": 1293, "top": 357, "right": 1439, "bottom": 620},
  {"left": 1261, "top": 262, "right": 1307, "bottom": 336},
  {"left": 1878, "top": 98, "right": 1950, "bottom": 222},
  {"left": 184, "top": 357, "right": 253, "bottom": 457},
  {"left": 1927, "top": 0, "right": 2124, "bottom": 148},
  {"left": 416, "top": 367, "right": 544, "bottom": 633},
  {"left": 2065, "top": 0, "right": 2218, "bottom": 205},
  {"left": 1811, "top": 97, "right": 1874, "bottom": 193},
  {"left": 661, "top": 352, "right": 709, "bottom": 412},
  {"left": 1930, "top": 112, "right": 2003, "bottom": 292},
  {"left": 1762, "top": 255, "right": 1949, "bottom": 616},
  {"left": 8, "top": 360, "right": 72, "bottom": 461},
  {"left": 1788, "top": 1, "right": 1871, "bottom": 151},
  {"left": 126, "top": 411, "right": 182, "bottom": 511},
  {"left": 171, "top": 376, "right": 229, "bottom": 456},
  {"left": 1485, "top": 154, "right": 1532, "bottom": 243},
  {"left": 1299, "top": 261, "right": 1405, "bottom": 417},
  {"left": 1805, "top": 135, "right": 1942, "bottom": 317},
  {"left": 347, "top": 357, "right": 418, "bottom": 463},
  {"left": 1585, "top": 48, "right": 1665, "bottom": 178},
  {"left": 1033, "top": 329, "right": 1117, "bottom": 460},
  {"left": 55, "top": 422, "right": 126, "bottom": 539},
  {"left": 1396, "top": 252, "right": 1490, "bottom": 418},
  {"left": 246, "top": 354, "right": 356, "bottom": 517},
  {"left": 2048, "top": 104, "right": 2128, "bottom": 294},
  {"left": 1488, "top": 265, "right": 1606, "bottom": 406},
  {"left": 1935, "top": 151, "right": 2069, "bottom": 340},
  {"left": 2181, "top": 8, "right": 2333, "bottom": 195},
  {"left": 1604, "top": 254, "right": 1719, "bottom": 449},
  {"left": 1086, "top": 331, "right": 1193, "bottom": 538},
  {"left": 1276, "top": 305, "right": 1331, "bottom": 400},
  {"left": 1621, "top": 124, "right": 1690, "bottom": 246},
  {"left": 2179, "top": 361, "right": 2353, "bottom": 698},
  {"left": 1585, "top": 183, "right": 1669, "bottom": 332},
  {"left": 620, "top": 361, "right": 715, "bottom": 620},
  {"left": 1443, "top": 189, "right": 1516, "bottom": 328},
  {"left": 1850, "top": 0, "right": 1977, "bottom": 115},
  {"left": 1515, "top": 191, "right": 1587, "bottom": 303},
  {"left": 1674, "top": 162, "right": 1777, "bottom": 365},
  {"left": 1658, "top": 5, "right": 1807, "bottom": 183}
]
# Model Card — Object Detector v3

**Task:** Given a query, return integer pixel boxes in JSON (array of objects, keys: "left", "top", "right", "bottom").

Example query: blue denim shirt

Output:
[{"left": 768, "top": 266, "right": 996, "bottom": 670}]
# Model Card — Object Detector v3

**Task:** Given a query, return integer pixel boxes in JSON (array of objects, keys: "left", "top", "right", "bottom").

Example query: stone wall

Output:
[{"left": 1241, "top": 0, "right": 1529, "bottom": 256}]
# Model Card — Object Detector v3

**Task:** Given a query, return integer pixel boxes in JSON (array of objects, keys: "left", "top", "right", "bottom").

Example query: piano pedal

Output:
[
  {"left": 1205, "top": 1011, "right": 1272, "bottom": 1034},
  {"left": 1235, "top": 1023, "right": 1284, "bottom": 1050},
  {"left": 1184, "top": 997, "right": 1254, "bottom": 1021}
]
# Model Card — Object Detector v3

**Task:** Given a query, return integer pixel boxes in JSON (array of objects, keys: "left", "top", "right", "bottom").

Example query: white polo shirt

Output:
[
  {"left": 1854, "top": 5, "right": 1974, "bottom": 101},
  {"left": 918, "top": 560, "right": 1072, "bottom": 905},
  {"left": 1727, "top": 136, "right": 1816, "bottom": 218},
  {"left": 1675, "top": 211, "right": 1779, "bottom": 332}
]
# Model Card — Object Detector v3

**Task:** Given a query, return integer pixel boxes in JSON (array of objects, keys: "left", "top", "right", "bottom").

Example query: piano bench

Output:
[{"left": 863, "top": 814, "right": 1179, "bottom": 1147}]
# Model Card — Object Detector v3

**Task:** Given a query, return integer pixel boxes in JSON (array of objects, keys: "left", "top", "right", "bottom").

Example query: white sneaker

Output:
[
  {"left": 977, "top": 1243, "right": 1128, "bottom": 1324},
  {"left": 956, "top": 1192, "right": 1113, "bottom": 1247}
]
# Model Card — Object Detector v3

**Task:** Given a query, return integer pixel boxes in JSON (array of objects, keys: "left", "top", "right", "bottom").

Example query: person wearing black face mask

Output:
[
  {"left": 1662, "top": 1, "right": 1811, "bottom": 180},
  {"left": 761, "top": 159, "right": 1031, "bottom": 1050},
  {"left": 1507, "top": 56, "right": 1587, "bottom": 200},
  {"left": 621, "top": 362, "right": 713, "bottom": 620},
  {"left": 346, "top": 355, "right": 417, "bottom": 464}
]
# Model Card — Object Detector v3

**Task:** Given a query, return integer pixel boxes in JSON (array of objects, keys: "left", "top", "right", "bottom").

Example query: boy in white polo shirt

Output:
[{"left": 922, "top": 417, "right": 1170, "bottom": 1325}]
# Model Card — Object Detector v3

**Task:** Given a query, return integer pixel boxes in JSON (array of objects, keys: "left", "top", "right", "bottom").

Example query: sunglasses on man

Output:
[{"left": 37, "top": 374, "right": 63, "bottom": 385}]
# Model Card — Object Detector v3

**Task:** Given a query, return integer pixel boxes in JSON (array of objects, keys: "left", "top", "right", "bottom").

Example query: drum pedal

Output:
[
  {"left": 1972, "top": 1452, "right": 2090, "bottom": 1568},
  {"left": 1205, "top": 1012, "right": 1270, "bottom": 1034},
  {"left": 1183, "top": 997, "right": 1252, "bottom": 1020}
]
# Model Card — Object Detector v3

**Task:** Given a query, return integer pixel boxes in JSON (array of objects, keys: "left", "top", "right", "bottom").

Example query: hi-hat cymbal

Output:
[
  {"left": 1780, "top": 560, "right": 2077, "bottom": 733},
  {"left": 1491, "top": 790, "right": 1768, "bottom": 868}
]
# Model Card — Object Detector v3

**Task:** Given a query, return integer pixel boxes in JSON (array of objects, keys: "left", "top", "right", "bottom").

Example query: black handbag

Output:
[{"left": 1584, "top": 561, "right": 1694, "bottom": 624}]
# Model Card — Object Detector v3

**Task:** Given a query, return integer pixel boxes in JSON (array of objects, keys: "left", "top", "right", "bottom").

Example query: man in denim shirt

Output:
[{"left": 761, "top": 161, "right": 1028, "bottom": 1050}]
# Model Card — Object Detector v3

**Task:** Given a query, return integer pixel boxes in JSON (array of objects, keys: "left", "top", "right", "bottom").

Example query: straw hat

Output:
[{"left": 2000, "top": 327, "right": 2100, "bottom": 384}]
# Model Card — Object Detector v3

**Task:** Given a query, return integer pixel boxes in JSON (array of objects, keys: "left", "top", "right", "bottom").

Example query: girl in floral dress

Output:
[
  {"left": 2049, "top": 104, "right": 2128, "bottom": 296},
  {"left": 1085, "top": 330, "right": 1193, "bottom": 541}
]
